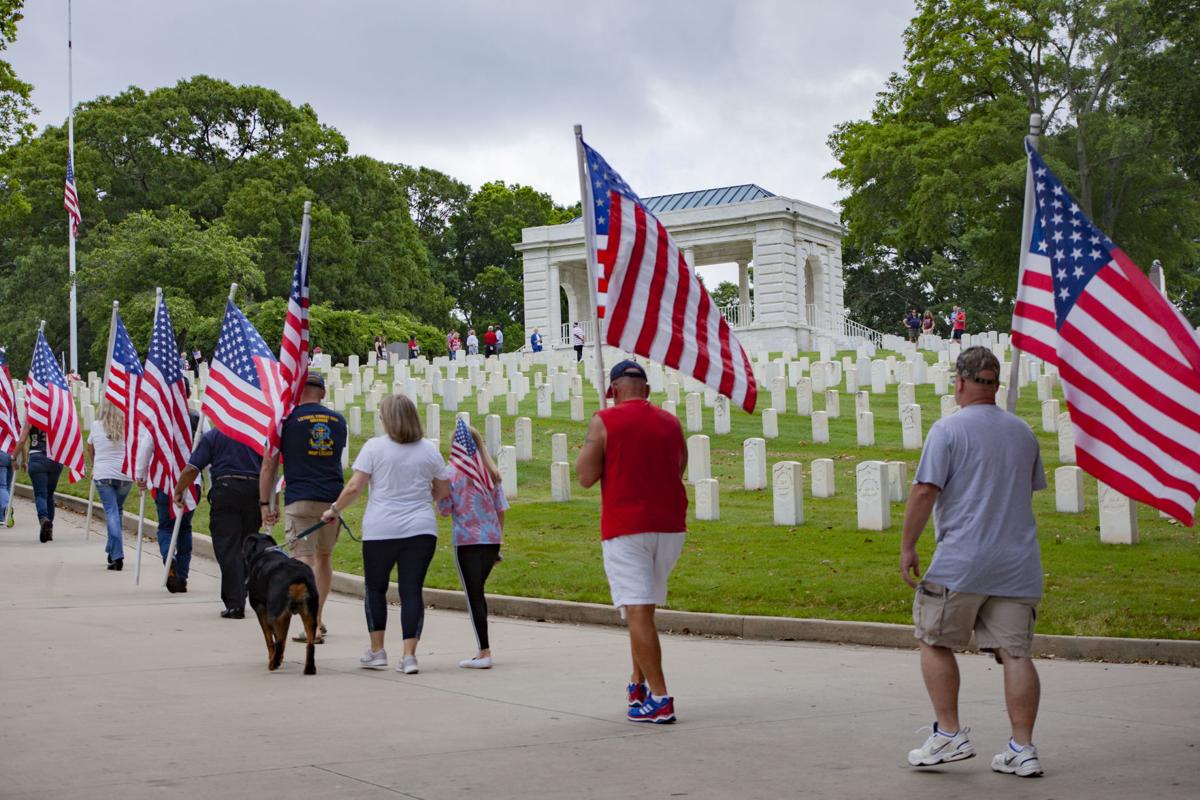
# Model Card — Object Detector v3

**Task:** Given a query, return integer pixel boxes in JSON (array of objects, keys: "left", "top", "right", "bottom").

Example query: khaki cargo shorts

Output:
[
  {"left": 913, "top": 581, "right": 1038, "bottom": 661},
  {"left": 286, "top": 500, "right": 340, "bottom": 557}
]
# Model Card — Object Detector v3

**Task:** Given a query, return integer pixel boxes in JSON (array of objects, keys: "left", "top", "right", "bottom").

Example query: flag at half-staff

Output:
[
  {"left": 1011, "top": 142, "right": 1200, "bottom": 525},
  {"left": 203, "top": 299, "right": 284, "bottom": 455},
  {"left": 104, "top": 312, "right": 144, "bottom": 476},
  {"left": 64, "top": 155, "right": 81, "bottom": 239},
  {"left": 136, "top": 294, "right": 197, "bottom": 512},
  {"left": 0, "top": 347, "right": 19, "bottom": 456},
  {"left": 26, "top": 331, "right": 85, "bottom": 481},
  {"left": 272, "top": 201, "right": 312, "bottom": 453},
  {"left": 578, "top": 137, "right": 758, "bottom": 412}
]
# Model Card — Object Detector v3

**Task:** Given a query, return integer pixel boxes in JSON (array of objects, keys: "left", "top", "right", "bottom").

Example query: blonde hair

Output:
[
  {"left": 97, "top": 397, "right": 124, "bottom": 443},
  {"left": 379, "top": 394, "right": 423, "bottom": 443},
  {"left": 467, "top": 426, "right": 502, "bottom": 484}
]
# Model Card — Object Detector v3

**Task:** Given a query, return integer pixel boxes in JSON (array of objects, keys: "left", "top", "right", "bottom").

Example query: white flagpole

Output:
[
  {"left": 135, "top": 290, "right": 162, "bottom": 586},
  {"left": 574, "top": 125, "right": 608, "bottom": 410},
  {"left": 66, "top": 0, "right": 78, "bottom": 377},
  {"left": 1006, "top": 112, "right": 1041, "bottom": 413},
  {"left": 85, "top": 301, "right": 120, "bottom": 539}
]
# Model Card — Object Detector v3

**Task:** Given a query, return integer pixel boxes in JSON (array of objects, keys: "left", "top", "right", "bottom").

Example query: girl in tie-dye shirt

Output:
[{"left": 437, "top": 426, "right": 508, "bottom": 669}]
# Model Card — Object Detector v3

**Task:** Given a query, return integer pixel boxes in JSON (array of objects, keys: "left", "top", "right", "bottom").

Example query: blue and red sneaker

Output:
[
  {"left": 627, "top": 694, "right": 676, "bottom": 723},
  {"left": 627, "top": 682, "right": 649, "bottom": 707}
]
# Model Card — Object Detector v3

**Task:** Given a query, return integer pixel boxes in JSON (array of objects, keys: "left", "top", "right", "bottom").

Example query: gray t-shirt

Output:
[{"left": 915, "top": 403, "right": 1047, "bottom": 598}]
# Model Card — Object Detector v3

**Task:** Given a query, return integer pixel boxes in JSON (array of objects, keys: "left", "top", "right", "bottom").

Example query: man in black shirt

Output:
[
  {"left": 260, "top": 373, "right": 347, "bottom": 640},
  {"left": 175, "top": 428, "right": 262, "bottom": 618}
]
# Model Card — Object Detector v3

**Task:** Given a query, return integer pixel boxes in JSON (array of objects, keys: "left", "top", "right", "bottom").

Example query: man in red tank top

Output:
[{"left": 577, "top": 360, "right": 688, "bottom": 724}]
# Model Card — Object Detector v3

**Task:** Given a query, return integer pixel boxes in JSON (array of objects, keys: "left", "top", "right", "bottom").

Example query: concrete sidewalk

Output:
[{"left": 1, "top": 498, "right": 1197, "bottom": 800}]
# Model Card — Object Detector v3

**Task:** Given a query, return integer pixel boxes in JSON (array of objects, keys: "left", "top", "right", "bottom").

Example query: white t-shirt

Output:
[
  {"left": 88, "top": 420, "right": 130, "bottom": 482},
  {"left": 352, "top": 436, "right": 450, "bottom": 540},
  {"left": 571, "top": 326, "right": 585, "bottom": 346}
]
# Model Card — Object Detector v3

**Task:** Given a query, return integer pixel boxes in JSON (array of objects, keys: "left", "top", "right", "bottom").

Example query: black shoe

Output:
[
  {"left": 107, "top": 558, "right": 124, "bottom": 571},
  {"left": 220, "top": 608, "right": 245, "bottom": 619},
  {"left": 38, "top": 518, "right": 50, "bottom": 543},
  {"left": 165, "top": 562, "right": 182, "bottom": 593},
  {"left": 176, "top": 579, "right": 188, "bottom": 593}
]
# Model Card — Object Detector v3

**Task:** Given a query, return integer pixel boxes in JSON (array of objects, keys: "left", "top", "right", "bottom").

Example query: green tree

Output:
[{"left": 0, "top": 0, "right": 32, "bottom": 146}]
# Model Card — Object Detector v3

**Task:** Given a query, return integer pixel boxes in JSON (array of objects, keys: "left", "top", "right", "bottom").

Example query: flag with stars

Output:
[
  {"left": 103, "top": 312, "right": 145, "bottom": 475},
  {"left": 450, "top": 417, "right": 493, "bottom": 495},
  {"left": 26, "top": 331, "right": 85, "bottom": 481},
  {"left": 580, "top": 138, "right": 757, "bottom": 412},
  {"left": 272, "top": 213, "right": 311, "bottom": 454},
  {"left": 136, "top": 295, "right": 197, "bottom": 511},
  {"left": 0, "top": 347, "right": 19, "bottom": 456},
  {"left": 203, "top": 299, "right": 284, "bottom": 455},
  {"left": 1011, "top": 141, "right": 1200, "bottom": 525},
  {"left": 64, "top": 155, "right": 81, "bottom": 239}
]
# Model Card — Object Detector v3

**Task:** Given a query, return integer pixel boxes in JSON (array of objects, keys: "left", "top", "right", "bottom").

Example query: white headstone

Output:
[
  {"left": 897, "top": 382, "right": 916, "bottom": 409},
  {"left": 373, "top": 410, "right": 383, "bottom": 436},
  {"left": 940, "top": 395, "right": 958, "bottom": 419},
  {"left": 743, "top": 438, "right": 767, "bottom": 490},
  {"left": 901, "top": 404, "right": 923, "bottom": 450},
  {"left": 870, "top": 360, "right": 887, "bottom": 394},
  {"left": 762, "top": 408, "right": 779, "bottom": 439},
  {"left": 550, "top": 462, "right": 571, "bottom": 502},
  {"left": 1055, "top": 466, "right": 1085, "bottom": 513},
  {"left": 844, "top": 368, "right": 858, "bottom": 394},
  {"left": 443, "top": 378, "right": 459, "bottom": 412},
  {"left": 476, "top": 390, "right": 491, "bottom": 416},
  {"left": 456, "top": 411, "right": 471, "bottom": 430},
  {"left": 811, "top": 457, "right": 835, "bottom": 498},
  {"left": 663, "top": 399, "right": 677, "bottom": 416},
  {"left": 485, "top": 414, "right": 501, "bottom": 457},
  {"left": 685, "top": 392, "right": 702, "bottom": 432},
  {"left": 824, "top": 389, "right": 840, "bottom": 418},
  {"left": 1058, "top": 412, "right": 1076, "bottom": 463},
  {"left": 857, "top": 411, "right": 875, "bottom": 447},
  {"left": 341, "top": 444, "right": 350, "bottom": 470},
  {"left": 1098, "top": 482, "right": 1138, "bottom": 544},
  {"left": 854, "top": 391, "right": 870, "bottom": 416},
  {"left": 1041, "top": 399, "right": 1059, "bottom": 433},
  {"left": 81, "top": 403, "right": 94, "bottom": 429},
  {"left": 713, "top": 395, "right": 731, "bottom": 434},
  {"left": 537, "top": 384, "right": 552, "bottom": 418},
  {"left": 687, "top": 434, "right": 711, "bottom": 484},
  {"left": 506, "top": 392, "right": 519, "bottom": 416},
  {"left": 795, "top": 378, "right": 813, "bottom": 416},
  {"left": 856, "top": 461, "right": 890, "bottom": 530},
  {"left": 770, "top": 376, "right": 788, "bottom": 414},
  {"left": 348, "top": 354, "right": 360, "bottom": 371},
  {"left": 553, "top": 371, "right": 570, "bottom": 402},
  {"left": 349, "top": 406, "right": 362, "bottom": 436},
  {"left": 811, "top": 410, "right": 830, "bottom": 444},
  {"left": 498, "top": 446, "right": 517, "bottom": 499},
  {"left": 695, "top": 478, "right": 720, "bottom": 520},
  {"left": 772, "top": 461, "right": 804, "bottom": 525},
  {"left": 886, "top": 460, "right": 907, "bottom": 503},
  {"left": 570, "top": 395, "right": 585, "bottom": 422},
  {"left": 667, "top": 381, "right": 680, "bottom": 405},
  {"left": 515, "top": 417, "right": 532, "bottom": 461},
  {"left": 551, "top": 432, "right": 568, "bottom": 465},
  {"left": 1037, "top": 374, "right": 1052, "bottom": 403},
  {"left": 810, "top": 362, "right": 828, "bottom": 393},
  {"left": 425, "top": 404, "right": 440, "bottom": 442},
  {"left": 933, "top": 366, "right": 949, "bottom": 396}
]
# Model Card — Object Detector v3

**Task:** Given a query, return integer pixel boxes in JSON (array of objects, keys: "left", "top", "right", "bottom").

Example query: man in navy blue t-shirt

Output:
[{"left": 260, "top": 373, "right": 347, "bottom": 640}]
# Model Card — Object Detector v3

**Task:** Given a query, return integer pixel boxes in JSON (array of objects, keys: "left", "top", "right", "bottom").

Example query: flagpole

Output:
[
  {"left": 66, "top": 0, "right": 78, "bottom": 377},
  {"left": 135, "top": 290, "right": 161, "bottom": 586},
  {"left": 161, "top": 284, "right": 235, "bottom": 588},
  {"left": 86, "top": 301, "right": 120, "bottom": 538},
  {"left": 1006, "top": 112, "right": 1041, "bottom": 413},
  {"left": 574, "top": 125, "right": 607, "bottom": 410}
]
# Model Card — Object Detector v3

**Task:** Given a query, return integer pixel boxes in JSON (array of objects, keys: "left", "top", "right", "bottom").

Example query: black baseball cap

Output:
[
  {"left": 305, "top": 372, "right": 326, "bottom": 389},
  {"left": 609, "top": 360, "right": 647, "bottom": 383}
]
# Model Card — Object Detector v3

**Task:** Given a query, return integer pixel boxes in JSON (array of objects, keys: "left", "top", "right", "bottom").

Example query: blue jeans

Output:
[
  {"left": 0, "top": 452, "right": 12, "bottom": 515},
  {"left": 155, "top": 490, "right": 194, "bottom": 580},
  {"left": 28, "top": 455, "right": 63, "bottom": 522},
  {"left": 96, "top": 479, "right": 132, "bottom": 561}
]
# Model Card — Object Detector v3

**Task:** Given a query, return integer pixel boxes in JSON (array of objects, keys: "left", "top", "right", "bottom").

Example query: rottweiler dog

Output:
[{"left": 243, "top": 533, "right": 319, "bottom": 675}]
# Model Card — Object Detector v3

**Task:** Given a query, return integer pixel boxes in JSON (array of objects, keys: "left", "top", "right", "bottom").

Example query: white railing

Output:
[
  {"left": 805, "top": 303, "right": 883, "bottom": 347},
  {"left": 717, "top": 302, "right": 753, "bottom": 329},
  {"left": 560, "top": 319, "right": 596, "bottom": 346}
]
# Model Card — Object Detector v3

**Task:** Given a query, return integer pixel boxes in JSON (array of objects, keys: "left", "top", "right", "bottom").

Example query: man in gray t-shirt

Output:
[{"left": 901, "top": 347, "right": 1048, "bottom": 779}]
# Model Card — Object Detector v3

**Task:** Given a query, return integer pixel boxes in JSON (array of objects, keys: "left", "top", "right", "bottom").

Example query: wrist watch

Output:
[{"left": 329, "top": 502, "right": 339, "bottom": 514}]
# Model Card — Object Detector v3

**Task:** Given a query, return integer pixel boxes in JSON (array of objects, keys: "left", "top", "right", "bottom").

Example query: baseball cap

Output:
[
  {"left": 305, "top": 372, "right": 326, "bottom": 389},
  {"left": 608, "top": 360, "right": 647, "bottom": 383},
  {"left": 955, "top": 347, "right": 1000, "bottom": 386}
]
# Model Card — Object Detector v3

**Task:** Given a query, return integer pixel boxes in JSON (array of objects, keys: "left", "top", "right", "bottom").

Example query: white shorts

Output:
[{"left": 601, "top": 532, "right": 686, "bottom": 609}]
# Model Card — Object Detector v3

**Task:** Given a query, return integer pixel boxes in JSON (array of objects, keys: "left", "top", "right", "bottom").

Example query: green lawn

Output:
[{"left": 52, "top": 349, "right": 1200, "bottom": 641}]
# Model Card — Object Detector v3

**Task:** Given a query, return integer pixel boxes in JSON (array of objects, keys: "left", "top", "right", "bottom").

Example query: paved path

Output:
[{"left": 2, "top": 497, "right": 1198, "bottom": 799}]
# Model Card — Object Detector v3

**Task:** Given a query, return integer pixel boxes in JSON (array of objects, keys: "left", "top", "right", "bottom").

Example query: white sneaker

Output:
[
  {"left": 907, "top": 723, "right": 976, "bottom": 766},
  {"left": 398, "top": 655, "right": 419, "bottom": 674},
  {"left": 359, "top": 648, "right": 387, "bottom": 669},
  {"left": 458, "top": 655, "right": 493, "bottom": 669},
  {"left": 992, "top": 742, "right": 1043, "bottom": 777}
]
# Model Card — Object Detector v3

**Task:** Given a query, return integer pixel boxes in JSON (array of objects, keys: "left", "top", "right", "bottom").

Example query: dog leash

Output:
[{"left": 264, "top": 515, "right": 357, "bottom": 556}]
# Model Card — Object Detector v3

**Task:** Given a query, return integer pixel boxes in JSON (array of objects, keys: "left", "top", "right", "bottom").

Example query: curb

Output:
[{"left": 17, "top": 484, "right": 1200, "bottom": 667}]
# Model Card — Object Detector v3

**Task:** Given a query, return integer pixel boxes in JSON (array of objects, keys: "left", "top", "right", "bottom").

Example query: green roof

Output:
[{"left": 641, "top": 184, "right": 775, "bottom": 213}]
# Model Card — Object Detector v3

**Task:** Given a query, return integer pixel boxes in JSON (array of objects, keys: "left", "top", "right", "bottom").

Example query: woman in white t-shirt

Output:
[
  {"left": 323, "top": 394, "right": 450, "bottom": 674},
  {"left": 87, "top": 399, "right": 133, "bottom": 570}
]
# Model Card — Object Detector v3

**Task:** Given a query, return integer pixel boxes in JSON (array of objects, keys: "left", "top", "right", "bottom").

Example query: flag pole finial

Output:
[
  {"left": 574, "top": 123, "right": 582, "bottom": 136},
  {"left": 38, "top": 320, "right": 45, "bottom": 333},
  {"left": 228, "top": 283, "right": 239, "bottom": 302},
  {"left": 1029, "top": 112, "right": 1042, "bottom": 136}
]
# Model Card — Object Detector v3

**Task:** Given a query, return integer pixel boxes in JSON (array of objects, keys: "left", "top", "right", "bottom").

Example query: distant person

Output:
[
  {"left": 952, "top": 307, "right": 967, "bottom": 341},
  {"left": 191, "top": 347, "right": 203, "bottom": 369},
  {"left": 483, "top": 326, "right": 498, "bottom": 358},
  {"left": 14, "top": 419, "right": 63, "bottom": 542},
  {"left": 407, "top": 334, "right": 419, "bottom": 361},
  {"left": 322, "top": 394, "right": 450, "bottom": 674},
  {"left": 571, "top": 322, "right": 585, "bottom": 362},
  {"left": 495, "top": 326, "right": 504, "bottom": 354},
  {"left": 88, "top": 399, "right": 133, "bottom": 570},
  {"left": 449, "top": 331, "right": 462, "bottom": 360},
  {"left": 374, "top": 336, "right": 388, "bottom": 364},
  {"left": 446, "top": 330, "right": 456, "bottom": 360},
  {"left": 466, "top": 329, "right": 479, "bottom": 356},
  {"left": 437, "top": 421, "right": 508, "bottom": 669},
  {"left": 576, "top": 360, "right": 687, "bottom": 724},
  {"left": 179, "top": 351, "right": 191, "bottom": 374},
  {"left": 904, "top": 309, "right": 921, "bottom": 342},
  {"left": 901, "top": 347, "right": 1047, "bottom": 778},
  {"left": 530, "top": 328, "right": 543, "bottom": 353},
  {"left": 922, "top": 310, "right": 936, "bottom": 336}
]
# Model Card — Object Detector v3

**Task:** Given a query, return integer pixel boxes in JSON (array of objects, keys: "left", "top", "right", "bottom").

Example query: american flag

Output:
[
  {"left": 64, "top": 155, "right": 81, "bottom": 239},
  {"left": 1011, "top": 142, "right": 1200, "bottom": 525},
  {"left": 581, "top": 139, "right": 758, "bottom": 412},
  {"left": 451, "top": 417, "right": 494, "bottom": 495},
  {"left": 26, "top": 331, "right": 85, "bottom": 481},
  {"left": 0, "top": 348, "right": 18, "bottom": 456},
  {"left": 135, "top": 295, "right": 197, "bottom": 511},
  {"left": 203, "top": 299, "right": 284, "bottom": 455},
  {"left": 272, "top": 215, "right": 311, "bottom": 452},
  {"left": 104, "top": 313, "right": 144, "bottom": 475}
]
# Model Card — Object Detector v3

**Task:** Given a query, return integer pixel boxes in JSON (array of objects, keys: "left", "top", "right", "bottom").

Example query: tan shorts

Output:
[
  {"left": 912, "top": 582, "right": 1038, "bottom": 660},
  {"left": 286, "top": 500, "right": 340, "bottom": 557}
]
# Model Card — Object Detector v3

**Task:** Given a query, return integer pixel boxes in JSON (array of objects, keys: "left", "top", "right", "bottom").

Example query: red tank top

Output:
[{"left": 596, "top": 399, "right": 688, "bottom": 540}]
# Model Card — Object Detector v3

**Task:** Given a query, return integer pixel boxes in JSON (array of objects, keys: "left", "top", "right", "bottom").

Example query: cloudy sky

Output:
[{"left": 10, "top": 0, "right": 914, "bottom": 214}]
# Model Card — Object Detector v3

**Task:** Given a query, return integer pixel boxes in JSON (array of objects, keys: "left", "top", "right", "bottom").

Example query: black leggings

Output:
[
  {"left": 455, "top": 544, "right": 500, "bottom": 651},
  {"left": 363, "top": 536, "right": 437, "bottom": 639}
]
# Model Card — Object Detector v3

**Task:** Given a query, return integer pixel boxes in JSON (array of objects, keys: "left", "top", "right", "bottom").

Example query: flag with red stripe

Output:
[
  {"left": 104, "top": 312, "right": 144, "bottom": 475},
  {"left": 0, "top": 348, "right": 19, "bottom": 456},
  {"left": 26, "top": 331, "right": 85, "bottom": 481},
  {"left": 136, "top": 295, "right": 197, "bottom": 512},
  {"left": 1011, "top": 141, "right": 1200, "bottom": 525},
  {"left": 203, "top": 299, "right": 284, "bottom": 455},
  {"left": 450, "top": 417, "right": 494, "bottom": 495},
  {"left": 64, "top": 156, "right": 81, "bottom": 239},
  {"left": 272, "top": 216, "right": 311, "bottom": 453},
  {"left": 581, "top": 139, "right": 757, "bottom": 412}
]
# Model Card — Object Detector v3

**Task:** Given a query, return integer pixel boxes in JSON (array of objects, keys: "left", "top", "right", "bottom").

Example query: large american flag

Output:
[
  {"left": 26, "top": 331, "right": 85, "bottom": 481},
  {"left": 1011, "top": 142, "right": 1200, "bottom": 525},
  {"left": 451, "top": 417, "right": 494, "bottom": 495},
  {"left": 64, "top": 156, "right": 81, "bottom": 239},
  {"left": 581, "top": 140, "right": 758, "bottom": 412},
  {"left": 104, "top": 312, "right": 144, "bottom": 475},
  {"left": 204, "top": 299, "right": 284, "bottom": 455},
  {"left": 272, "top": 217, "right": 311, "bottom": 453},
  {"left": 0, "top": 348, "right": 18, "bottom": 456},
  {"left": 136, "top": 295, "right": 197, "bottom": 511}
]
